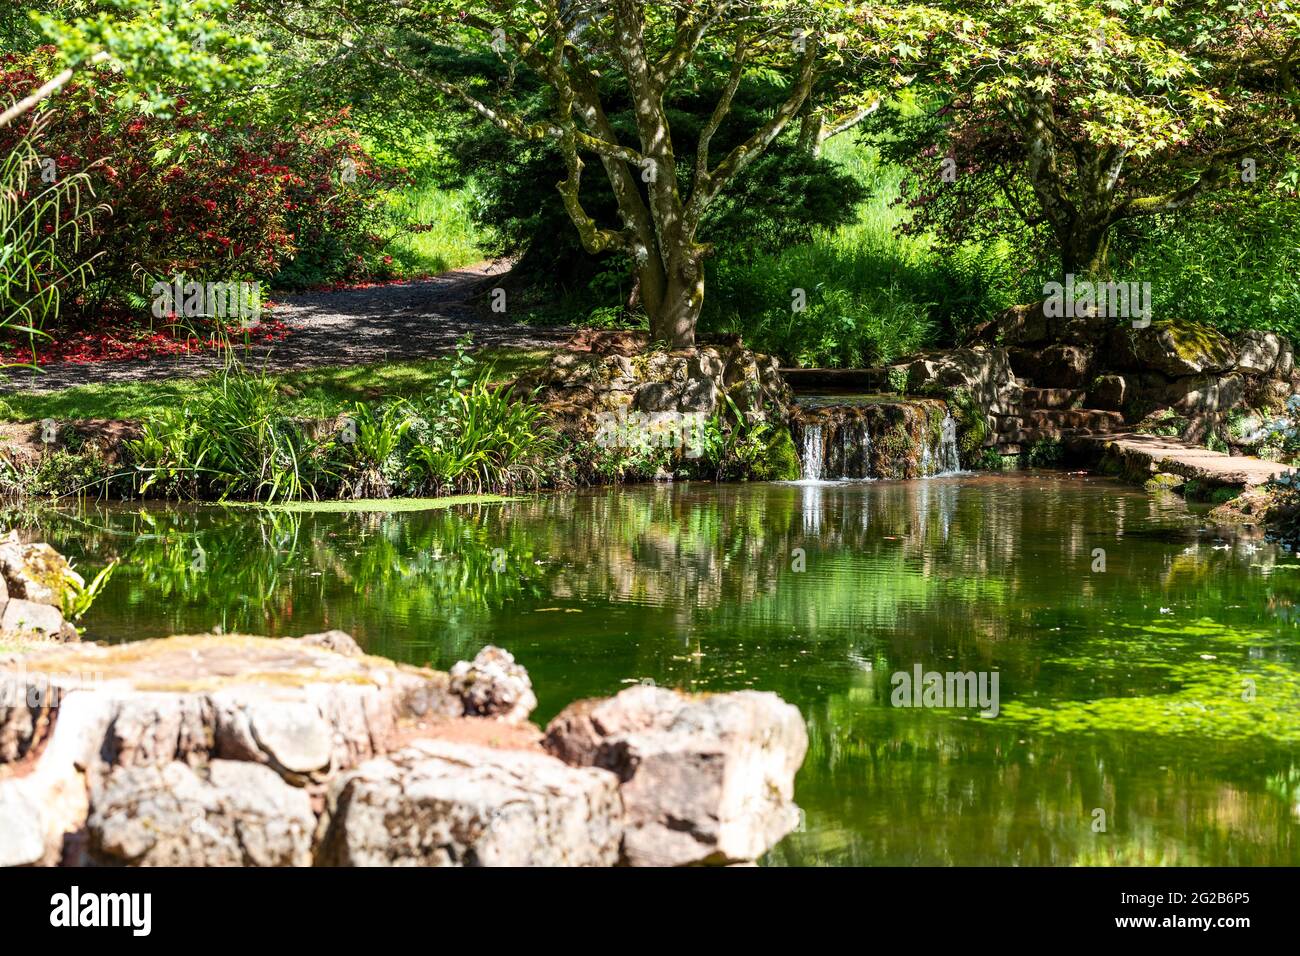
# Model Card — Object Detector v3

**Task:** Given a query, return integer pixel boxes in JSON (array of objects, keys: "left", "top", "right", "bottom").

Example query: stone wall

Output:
[
  {"left": 972, "top": 305, "right": 1300, "bottom": 448},
  {"left": 520, "top": 335, "right": 799, "bottom": 481}
]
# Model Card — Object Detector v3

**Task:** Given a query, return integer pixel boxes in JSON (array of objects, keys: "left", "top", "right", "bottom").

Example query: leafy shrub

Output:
[
  {"left": 0, "top": 446, "right": 114, "bottom": 499},
  {"left": 0, "top": 50, "right": 393, "bottom": 319},
  {"left": 336, "top": 399, "right": 415, "bottom": 498},
  {"left": 944, "top": 388, "right": 990, "bottom": 464},
  {"left": 127, "top": 339, "right": 556, "bottom": 501},
  {"left": 62, "top": 561, "right": 117, "bottom": 626},
  {"left": 1027, "top": 438, "right": 1063, "bottom": 468},
  {"left": 406, "top": 380, "right": 555, "bottom": 495}
]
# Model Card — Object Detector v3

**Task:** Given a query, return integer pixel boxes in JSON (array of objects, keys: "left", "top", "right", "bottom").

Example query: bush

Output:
[
  {"left": 702, "top": 144, "right": 1017, "bottom": 366},
  {"left": 0, "top": 51, "right": 394, "bottom": 322},
  {"left": 406, "top": 380, "right": 555, "bottom": 495},
  {"left": 1027, "top": 438, "right": 1063, "bottom": 468},
  {"left": 1109, "top": 191, "right": 1300, "bottom": 342},
  {"left": 127, "top": 339, "right": 557, "bottom": 501}
]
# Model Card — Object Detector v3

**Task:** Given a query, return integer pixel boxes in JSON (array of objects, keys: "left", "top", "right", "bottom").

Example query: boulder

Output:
[
  {"left": 1236, "top": 330, "right": 1282, "bottom": 374},
  {"left": 0, "top": 534, "right": 82, "bottom": 608},
  {"left": 1, "top": 635, "right": 812, "bottom": 868},
  {"left": 0, "top": 779, "right": 49, "bottom": 867},
  {"left": 1011, "top": 343, "right": 1093, "bottom": 388},
  {"left": 449, "top": 645, "right": 537, "bottom": 724},
  {"left": 971, "top": 301, "right": 1113, "bottom": 348},
  {"left": 677, "top": 375, "right": 719, "bottom": 414},
  {"left": 1278, "top": 340, "right": 1295, "bottom": 378},
  {"left": 297, "top": 630, "right": 363, "bottom": 657},
  {"left": 988, "top": 302, "right": 1049, "bottom": 345},
  {"left": 633, "top": 381, "right": 682, "bottom": 412},
  {"left": 544, "top": 685, "right": 808, "bottom": 866},
  {"left": 0, "top": 598, "right": 71, "bottom": 640},
  {"left": 1165, "top": 373, "right": 1245, "bottom": 422},
  {"left": 2, "top": 633, "right": 463, "bottom": 781},
  {"left": 85, "top": 760, "right": 315, "bottom": 866},
  {"left": 1087, "top": 374, "right": 1129, "bottom": 412},
  {"left": 1111, "top": 321, "right": 1237, "bottom": 377},
  {"left": 899, "top": 347, "right": 1018, "bottom": 417},
  {"left": 316, "top": 739, "right": 624, "bottom": 866}
]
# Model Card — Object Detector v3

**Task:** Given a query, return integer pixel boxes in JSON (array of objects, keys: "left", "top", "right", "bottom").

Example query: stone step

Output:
[
  {"left": 1024, "top": 408, "right": 1125, "bottom": 432},
  {"left": 999, "top": 426, "right": 1111, "bottom": 445},
  {"left": 1020, "top": 387, "right": 1086, "bottom": 410},
  {"left": 1081, "top": 432, "right": 1291, "bottom": 488}
]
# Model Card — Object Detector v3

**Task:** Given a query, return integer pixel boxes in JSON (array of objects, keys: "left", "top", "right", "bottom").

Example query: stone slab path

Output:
[
  {"left": 0, "top": 261, "right": 574, "bottom": 395},
  {"left": 1080, "top": 432, "right": 1291, "bottom": 488}
]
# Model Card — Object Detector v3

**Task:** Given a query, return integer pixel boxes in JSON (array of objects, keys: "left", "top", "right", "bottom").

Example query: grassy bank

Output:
[{"left": 0, "top": 347, "right": 554, "bottom": 424}]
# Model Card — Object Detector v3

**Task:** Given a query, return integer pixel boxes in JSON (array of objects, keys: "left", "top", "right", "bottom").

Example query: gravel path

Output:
[{"left": 0, "top": 261, "right": 573, "bottom": 395}]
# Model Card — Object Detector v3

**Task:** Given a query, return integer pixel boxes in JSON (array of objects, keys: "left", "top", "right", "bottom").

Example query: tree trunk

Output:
[
  {"left": 648, "top": 246, "right": 705, "bottom": 349},
  {"left": 1059, "top": 220, "right": 1112, "bottom": 280}
]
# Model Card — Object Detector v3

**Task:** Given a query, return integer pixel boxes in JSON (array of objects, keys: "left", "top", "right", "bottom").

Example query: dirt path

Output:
[{"left": 0, "top": 261, "right": 574, "bottom": 394}]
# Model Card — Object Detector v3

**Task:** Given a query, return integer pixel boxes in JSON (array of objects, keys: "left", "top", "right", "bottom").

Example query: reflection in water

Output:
[{"left": 24, "top": 473, "right": 1300, "bottom": 865}]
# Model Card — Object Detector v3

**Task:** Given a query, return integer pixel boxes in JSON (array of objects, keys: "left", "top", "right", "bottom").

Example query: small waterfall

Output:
[
  {"left": 930, "top": 414, "right": 961, "bottom": 476},
  {"left": 800, "top": 424, "right": 824, "bottom": 481},
  {"left": 791, "top": 397, "right": 963, "bottom": 481}
]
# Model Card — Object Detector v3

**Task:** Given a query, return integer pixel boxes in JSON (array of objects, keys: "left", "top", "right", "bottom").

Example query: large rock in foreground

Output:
[
  {"left": 1, "top": 635, "right": 808, "bottom": 867},
  {"left": 88, "top": 760, "right": 316, "bottom": 867},
  {"left": 545, "top": 685, "right": 808, "bottom": 866},
  {"left": 317, "top": 739, "right": 623, "bottom": 866}
]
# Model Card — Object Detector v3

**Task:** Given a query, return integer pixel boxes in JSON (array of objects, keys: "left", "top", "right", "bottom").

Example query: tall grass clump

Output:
[
  {"left": 129, "top": 355, "right": 321, "bottom": 502},
  {"left": 1, "top": 118, "right": 103, "bottom": 346},
  {"left": 128, "top": 337, "right": 554, "bottom": 501},
  {"left": 407, "top": 378, "right": 554, "bottom": 494}
]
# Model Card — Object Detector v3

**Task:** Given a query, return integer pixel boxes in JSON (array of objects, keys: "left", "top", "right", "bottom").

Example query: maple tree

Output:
[{"left": 889, "top": 0, "right": 1300, "bottom": 279}]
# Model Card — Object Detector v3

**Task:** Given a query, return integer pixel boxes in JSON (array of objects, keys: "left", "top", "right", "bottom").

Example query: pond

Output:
[{"left": 27, "top": 473, "right": 1300, "bottom": 865}]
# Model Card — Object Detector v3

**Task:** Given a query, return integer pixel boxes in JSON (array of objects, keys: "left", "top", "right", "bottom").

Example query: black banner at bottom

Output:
[{"left": 0, "top": 866, "right": 1285, "bottom": 942}]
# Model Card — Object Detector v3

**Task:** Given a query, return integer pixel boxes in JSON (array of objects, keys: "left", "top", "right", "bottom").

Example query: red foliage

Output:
[
  {"left": 0, "top": 49, "right": 395, "bottom": 322},
  {"left": 0, "top": 312, "right": 294, "bottom": 367}
]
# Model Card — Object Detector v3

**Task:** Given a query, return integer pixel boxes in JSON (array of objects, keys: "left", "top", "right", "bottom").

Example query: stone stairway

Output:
[{"left": 993, "top": 384, "right": 1126, "bottom": 454}]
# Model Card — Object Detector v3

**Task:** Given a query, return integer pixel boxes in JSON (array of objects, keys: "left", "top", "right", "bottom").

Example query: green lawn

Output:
[{"left": 0, "top": 347, "right": 555, "bottom": 423}]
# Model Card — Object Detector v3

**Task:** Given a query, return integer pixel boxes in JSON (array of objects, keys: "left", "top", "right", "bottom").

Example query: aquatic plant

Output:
[
  {"left": 337, "top": 399, "right": 416, "bottom": 499},
  {"left": 62, "top": 560, "right": 117, "bottom": 625}
]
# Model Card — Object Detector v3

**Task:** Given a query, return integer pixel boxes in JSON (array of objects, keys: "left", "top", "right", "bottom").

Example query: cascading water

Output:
[
  {"left": 800, "top": 424, "right": 825, "bottom": 482},
  {"left": 934, "top": 414, "right": 961, "bottom": 475},
  {"left": 790, "top": 397, "right": 963, "bottom": 481}
]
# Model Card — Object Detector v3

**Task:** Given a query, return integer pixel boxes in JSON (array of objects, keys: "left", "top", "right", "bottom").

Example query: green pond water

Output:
[{"left": 28, "top": 473, "right": 1300, "bottom": 865}]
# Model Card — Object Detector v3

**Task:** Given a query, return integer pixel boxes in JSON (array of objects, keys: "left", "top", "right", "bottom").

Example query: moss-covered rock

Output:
[{"left": 752, "top": 425, "right": 801, "bottom": 481}]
